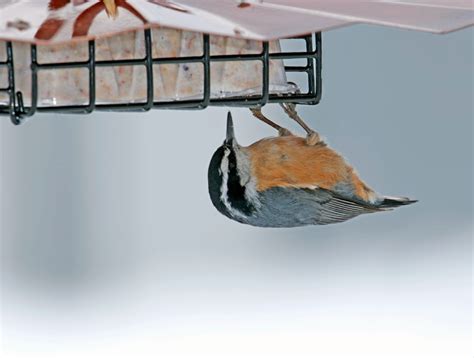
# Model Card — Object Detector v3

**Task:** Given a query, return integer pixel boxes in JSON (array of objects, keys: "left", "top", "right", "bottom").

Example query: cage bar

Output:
[{"left": 0, "top": 30, "right": 322, "bottom": 125}]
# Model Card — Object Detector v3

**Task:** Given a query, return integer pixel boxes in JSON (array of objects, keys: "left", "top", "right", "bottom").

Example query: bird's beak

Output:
[{"left": 225, "top": 111, "right": 236, "bottom": 145}]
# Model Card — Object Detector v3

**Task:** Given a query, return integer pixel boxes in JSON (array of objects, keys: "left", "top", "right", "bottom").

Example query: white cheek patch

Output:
[
  {"left": 235, "top": 148, "right": 261, "bottom": 209},
  {"left": 219, "top": 148, "right": 230, "bottom": 204},
  {"left": 234, "top": 149, "right": 250, "bottom": 186}
]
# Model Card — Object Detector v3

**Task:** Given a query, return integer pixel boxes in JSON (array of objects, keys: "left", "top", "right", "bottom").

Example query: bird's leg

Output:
[
  {"left": 280, "top": 103, "right": 321, "bottom": 145},
  {"left": 250, "top": 108, "right": 292, "bottom": 136}
]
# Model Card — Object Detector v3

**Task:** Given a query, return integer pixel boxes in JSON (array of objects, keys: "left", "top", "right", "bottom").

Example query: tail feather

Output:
[{"left": 379, "top": 196, "right": 418, "bottom": 209}]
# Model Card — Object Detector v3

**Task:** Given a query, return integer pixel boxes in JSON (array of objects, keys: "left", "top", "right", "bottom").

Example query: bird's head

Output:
[{"left": 208, "top": 112, "right": 257, "bottom": 221}]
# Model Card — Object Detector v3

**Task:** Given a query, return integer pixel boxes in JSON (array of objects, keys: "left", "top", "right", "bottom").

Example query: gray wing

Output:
[{"left": 256, "top": 186, "right": 382, "bottom": 227}]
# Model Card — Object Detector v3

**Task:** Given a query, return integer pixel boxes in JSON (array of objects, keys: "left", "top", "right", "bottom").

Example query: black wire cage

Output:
[{"left": 0, "top": 29, "right": 321, "bottom": 125}]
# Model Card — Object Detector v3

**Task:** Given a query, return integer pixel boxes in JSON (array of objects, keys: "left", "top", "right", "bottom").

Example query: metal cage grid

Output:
[{"left": 0, "top": 30, "right": 321, "bottom": 125}]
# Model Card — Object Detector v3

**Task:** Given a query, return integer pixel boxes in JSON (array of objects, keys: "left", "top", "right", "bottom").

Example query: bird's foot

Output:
[
  {"left": 278, "top": 127, "right": 293, "bottom": 137},
  {"left": 305, "top": 130, "right": 321, "bottom": 146}
]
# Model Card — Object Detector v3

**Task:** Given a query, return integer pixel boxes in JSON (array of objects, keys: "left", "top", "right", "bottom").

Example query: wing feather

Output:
[
  {"left": 317, "top": 194, "right": 381, "bottom": 224},
  {"left": 258, "top": 186, "right": 382, "bottom": 226}
]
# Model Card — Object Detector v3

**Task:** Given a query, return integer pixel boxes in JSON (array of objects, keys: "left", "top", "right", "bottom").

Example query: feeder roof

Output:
[{"left": 0, "top": 0, "right": 473, "bottom": 44}]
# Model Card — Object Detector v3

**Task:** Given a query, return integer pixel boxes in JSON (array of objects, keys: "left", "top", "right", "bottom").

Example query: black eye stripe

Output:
[{"left": 226, "top": 150, "right": 255, "bottom": 216}]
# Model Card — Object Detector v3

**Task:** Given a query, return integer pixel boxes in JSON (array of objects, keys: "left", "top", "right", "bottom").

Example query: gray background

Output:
[{"left": 1, "top": 25, "right": 472, "bottom": 358}]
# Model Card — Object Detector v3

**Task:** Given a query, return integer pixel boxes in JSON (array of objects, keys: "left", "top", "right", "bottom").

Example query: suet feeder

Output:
[{"left": 0, "top": 0, "right": 472, "bottom": 125}]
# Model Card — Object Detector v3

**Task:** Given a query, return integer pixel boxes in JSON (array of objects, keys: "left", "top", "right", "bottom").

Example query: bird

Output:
[{"left": 208, "top": 107, "right": 417, "bottom": 227}]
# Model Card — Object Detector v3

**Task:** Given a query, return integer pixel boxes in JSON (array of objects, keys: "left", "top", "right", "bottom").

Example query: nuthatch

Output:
[{"left": 208, "top": 106, "right": 416, "bottom": 227}]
